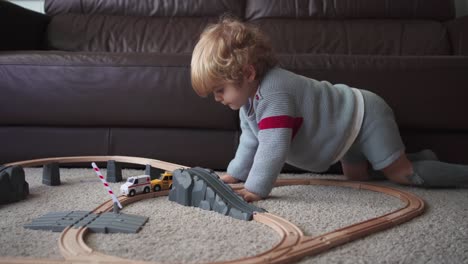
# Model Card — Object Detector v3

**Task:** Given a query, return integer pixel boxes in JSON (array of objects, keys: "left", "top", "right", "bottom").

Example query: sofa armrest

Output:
[
  {"left": 446, "top": 15, "right": 468, "bottom": 55},
  {"left": 0, "top": 1, "right": 50, "bottom": 51}
]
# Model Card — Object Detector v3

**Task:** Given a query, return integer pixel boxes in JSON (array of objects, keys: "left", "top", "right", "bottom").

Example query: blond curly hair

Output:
[{"left": 191, "top": 17, "right": 277, "bottom": 97}]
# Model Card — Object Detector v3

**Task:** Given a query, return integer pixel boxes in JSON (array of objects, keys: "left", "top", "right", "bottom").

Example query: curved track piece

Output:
[
  {"left": 0, "top": 156, "right": 425, "bottom": 264},
  {"left": 256, "top": 179, "right": 426, "bottom": 263}
]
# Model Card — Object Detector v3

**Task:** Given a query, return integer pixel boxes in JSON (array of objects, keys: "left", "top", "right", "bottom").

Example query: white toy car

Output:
[{"left": 120, "top": 175, "right": 151, "bottom": 197}]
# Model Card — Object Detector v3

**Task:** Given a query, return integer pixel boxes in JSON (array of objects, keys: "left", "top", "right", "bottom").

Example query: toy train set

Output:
[{"left": 0, "top": 155, "right": 425, "bottom": 264}]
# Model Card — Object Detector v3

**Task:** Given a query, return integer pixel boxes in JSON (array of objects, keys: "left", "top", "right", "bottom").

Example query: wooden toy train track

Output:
[{"left": 1, "top": 156, "right": 425, "bottom": 264}]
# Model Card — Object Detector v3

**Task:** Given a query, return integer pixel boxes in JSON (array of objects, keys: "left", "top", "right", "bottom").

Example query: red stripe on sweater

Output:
[{"left": 258, "top": 115, "right": 303, "bottom": 139}]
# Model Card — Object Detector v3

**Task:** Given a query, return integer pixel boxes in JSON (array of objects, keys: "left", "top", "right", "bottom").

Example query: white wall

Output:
[
  {"left": 9, "top": 0, "right": 44, "bottom": 13},
  {"left": 8, "top": 0, "right": 468, "bottom": 17}
]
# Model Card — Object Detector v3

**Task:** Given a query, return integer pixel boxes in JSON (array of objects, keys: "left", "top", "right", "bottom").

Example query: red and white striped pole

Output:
[{"left": 92, "top": 162, "right": 123, "bottom": 209}]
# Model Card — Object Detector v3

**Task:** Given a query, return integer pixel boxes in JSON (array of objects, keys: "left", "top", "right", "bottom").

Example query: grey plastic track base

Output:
[
  {"left": 145, "top": 164, "right": 165, "bottom": 180},
  {"left": 24, "top": 210, "right": 148, "bottom": 234},
  {"left": 169, "top": 167, "right": 266, "bottom": 221},
  {"left": 106, "top": 160, "right": 122, "bottom": 183},
  {"left": 86, "top": 213, "right": 148, "bottom": 233},
  {"left": 0, "top": 166, "right": 29, "bottom": 204},
  {"left": 43, "top": 163, "right": 60, "bottom": 186},
  {"left": 25, "top": 211, "right": 93, "bottom": 232}
]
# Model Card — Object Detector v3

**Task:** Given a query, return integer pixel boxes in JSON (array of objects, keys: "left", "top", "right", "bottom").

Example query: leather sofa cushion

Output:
[
  {"left": 45, "top": 0, "right": 245, "bottom": 17},
  {"left": 47, "top": 15, "right": 215, "bottom": 53},
  {"left": 109, "top": 128, "right": 237, "bottom": 168},
  {"left": 1, "top": 52, "right": 468, "bottom": 132},
  {"left": 46, "top": 14, "right": 452, "bottom": 55},
  {"left": 246, "top": 0, "right": 454, "bottom": 21},
  {"left": 0, "top": 127, "right": 109, "bottom": 164},
  {"left": 0, "top": 52, "right": 237, "bottom": 130},
  {"left": 0, "top": 126, "right": 237, "bottom": 169},
  {"left": 253, "top": 19, "right": 451, "bottom": 55},
  {"left": 446, "top": 16, "right": 468, "bottom": 56}
]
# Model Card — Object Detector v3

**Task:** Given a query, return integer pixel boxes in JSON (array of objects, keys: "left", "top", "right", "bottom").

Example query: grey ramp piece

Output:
[
  {"left": 199, "top": 200, "right": 211, "bottom": 211},
  {"left": 205, "top": 186, "right": 216, "bottom": 206},
  {"left": 212, "top": 194, "right": 229, "bottom": 215},
  {"left": 229, "top": 208, "right": 251, "bottom": 221},
  {"left": 169, "top": 167, "right": 266, "bottom": 221},
  {"left": 202, "top": 172, "right": 249, "bottom": 219},
  {"left": 191, "top": 175, "right": 207, "bottom": 207},
  {"left": 191, "top": 167, "right": 266, "bottom": 214},
  {"left": 168, "top": 169, "right": 194, "bottom": 206},
  {"left": 196, "top": 185, "right": 215, "bottom": 212}
]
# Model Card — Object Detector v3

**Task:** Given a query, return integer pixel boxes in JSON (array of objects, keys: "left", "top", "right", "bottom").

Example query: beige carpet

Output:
[{"left": 0, "top": 167, "right": 467, "bottom": 263}]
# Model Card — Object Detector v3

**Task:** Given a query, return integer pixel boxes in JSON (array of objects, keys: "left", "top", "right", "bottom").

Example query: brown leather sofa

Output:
[{"left": 1, "top": 0, "right": 468, "bottom": 172}]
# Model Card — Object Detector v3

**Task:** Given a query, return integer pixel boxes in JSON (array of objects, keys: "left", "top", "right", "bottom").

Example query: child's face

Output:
[
  {"left": 213, "top": 81, "right": 250, "bottom": 110},
  {"left": 212, "top": 66, "right": 257, "bottom": 110}
]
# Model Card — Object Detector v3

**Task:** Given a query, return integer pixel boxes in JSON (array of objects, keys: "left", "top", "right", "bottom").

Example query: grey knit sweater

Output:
[{"left": 227, "top": 67, "right": 364, "bottom": 197}]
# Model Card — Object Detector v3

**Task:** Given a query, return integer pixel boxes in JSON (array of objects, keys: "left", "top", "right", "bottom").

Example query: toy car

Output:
[
  {"left": 120, "top": 175, "right": 151, "bottom": 196},
  {"left": 151, "top": 171, "right": 173, "bottom": 192}
]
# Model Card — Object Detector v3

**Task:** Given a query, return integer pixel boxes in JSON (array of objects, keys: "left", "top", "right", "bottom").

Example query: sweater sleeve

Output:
[
  {"left": 244, "top": 93, "right": 300, "bottom": 198},
  {"left": 226, "top": 109, "right": 259, "bottom": 181}
]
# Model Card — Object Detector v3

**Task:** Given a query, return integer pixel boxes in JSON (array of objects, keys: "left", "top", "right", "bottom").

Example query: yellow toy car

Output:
[{"left": 151, "top": 171, "right": 173, "bottom": 192}]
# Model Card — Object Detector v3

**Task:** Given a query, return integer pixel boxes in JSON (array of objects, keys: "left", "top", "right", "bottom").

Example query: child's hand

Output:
[
  {"left": 221, "top": 174, "right": 240, "bottom": 184},
  {"left": 235, "top": 188, "right": 263, "bottom": 202}
]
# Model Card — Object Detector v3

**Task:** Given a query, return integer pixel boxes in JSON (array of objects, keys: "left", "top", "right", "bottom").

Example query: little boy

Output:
[{"left": 190, "top": 18, "right": 468, "bottom": 202}]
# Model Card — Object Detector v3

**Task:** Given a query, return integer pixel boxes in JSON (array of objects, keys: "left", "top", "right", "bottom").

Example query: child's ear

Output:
[{"left": 244, "top": 65, "right": 256, "bottom": 82}]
